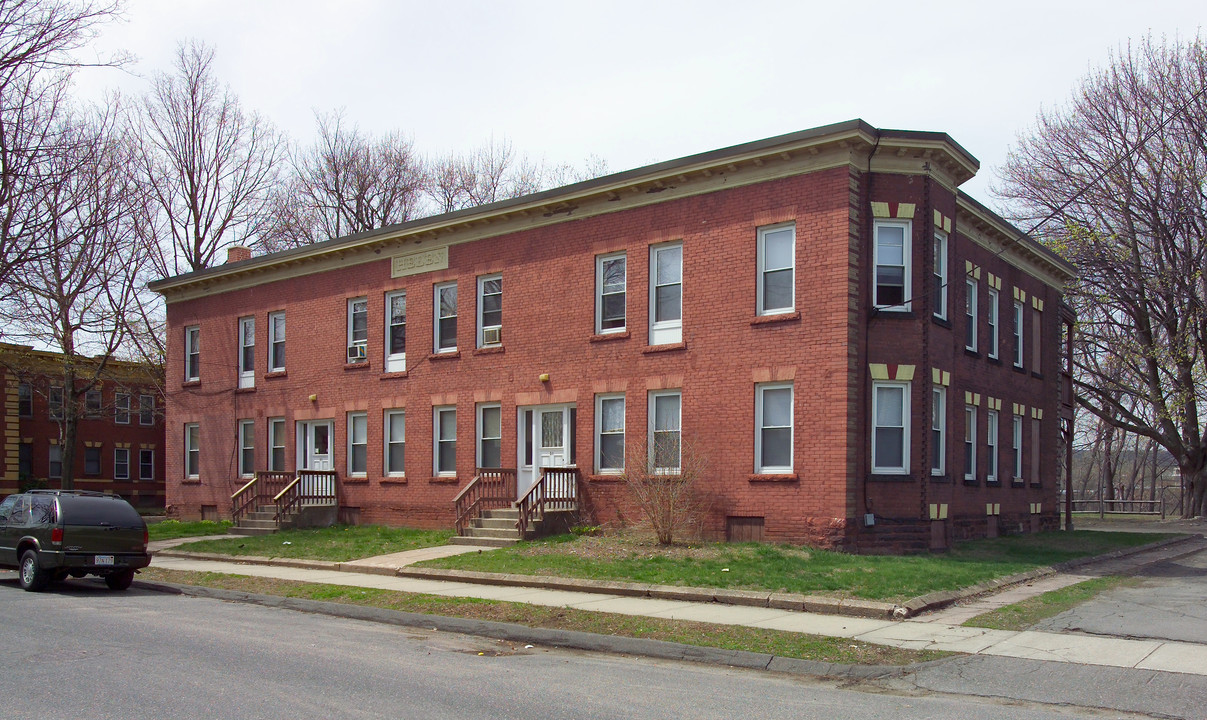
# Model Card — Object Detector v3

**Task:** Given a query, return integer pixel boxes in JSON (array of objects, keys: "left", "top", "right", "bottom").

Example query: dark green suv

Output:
[{"left": 0, "top": 490, "right": 151, "bottom": 591}]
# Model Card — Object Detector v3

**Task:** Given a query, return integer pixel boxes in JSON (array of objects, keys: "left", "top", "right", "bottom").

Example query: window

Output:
[
  {"left": 649, "top": 390, "right": 681, "bottom": 472},
  {"left": 649, "top": 243, "right": 682, "bottom": 345},
  {"left": 114, "top": 393, "right": 130, "bottom": 424},
  {"left": 933, "top": 231, "right": 948, "bottom": 319},
  {"left": 19, "top": 442, "right": 32, "bottom": 477},
  {"left": 874, "top": 220, "right": 910, "bottom": 310},
  {"left": 85, "top": 389, "right": 102, "bottom": 417},
  {"left": 268, "top": 311, "right": 286, "bottom": 372},
  {"left": 987, "top": 410, "right": 999, "bottom": 482},
  {"left": 755, "top": 383, "right": 793, "bottom": 473},
  {"left": 1031, "top": 418, "right": 1042, "bottom": 484},
  {"left": 931, "top": 387, "right": 946, "bottom": 476},
  {"left": 596, "top": 394, "right": 625, "bottom": 473},
  {"left": 1012, "top": 414, "right": 1024, "bottom": 481},
  {"left": 238, "top": 316, "right": 255, "bottom": 387},
  {"left": 1032, "top": 308, "right": 1043, "bottom": 371},
  {"left": 49, "top": 445, "right": 62, "bottom": 479},
  {"left": 139, "top": 394, "right": 155, "bottom": 425},
  {"left": 84, "top": 447, "right": 101, "bottom": 476},
  {"left": 987, "top": 288, "right": 1000, "bottom": 359},
  {"left": 48, "top": 386, "right": 62, "bottom": 420},
  {"left": 185, "top": 325, "right": 200, "bottom": 381},
  {"left": 477, "top": 404, "right": 501, "bottom": 468},
  {"left": 434, "top": 282, "right": 457, "bottom": 353},
  {"left": 139, "top": 449, "right": 155, "bottom": 481},
  {"left": 872, "top": 382, "right": 909, "bottom": 473},
  {"left": 596, "top": 253, "right": 626, "bottom": 333},
  {"left": 115, "top": 448, "right": 130, "bottom": 480},
  {"left": 477, "top": 275, "right": 502, "bottom": 347},
  {"left": 268, "top": 418, "right": 286, "bottom": 472},
  {"left": 963, "top": 405, "right": 977, "bottom": 481},
  {"left": 238, "top": 419, "right": 255, "bottom": 477},
  {"left": 965, "top": 279, "right": 978, "bottom": 351},
  {"left": 385, "top": 410, "right": 405, "bottom": 475},
  {"left": 385, "top": 291, "right": 406, "bottom": 372},
  {"left": 185, "top": 423, "right": 200, "bottom": 478},
  {"left": 17, "top": 382, "right": 32, "bottom": 417},
  {"left": 757, "top": 224, "right": 795, "bottom": 315},
  {"left": 1013, "top": 300, "right": 1025, "bottom": 368},
  {"left": 348, "top": 412, "right": 367, "bottom": 475},
  {"left": 347, "top": 297, "right": 368, "bottom": 363},
  {"left": 434, "top": 406, "right": 457, "bottom": 475}
]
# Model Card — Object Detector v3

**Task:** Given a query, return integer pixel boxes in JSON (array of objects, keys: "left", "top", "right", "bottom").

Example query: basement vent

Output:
[{"left": 726, "top": 516, "right": 765, "bottom": 542}]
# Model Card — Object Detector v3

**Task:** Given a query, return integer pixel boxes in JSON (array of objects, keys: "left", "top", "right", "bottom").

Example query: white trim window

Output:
[
  {"left": 1013, "top": 300, "right": 1025, "bottom": 368},
  {"left": 85, "top": 389, "right": 102, "bottom": 417},
  {"left": 595, "top": 394, "right": 625, "bottom": 473},
  {"left": 269, "top": 417, "right": 286, "bottom": 472},
  {"left": 649, "top": 243, "right": 682, "bottom": 345},
  {"left": 434, "top": 282, "right": 457, "bottom": 353},
  {"left": 933, "top": 230, "right": 948, "bottom": 319},
  {"left": 348, "top": 412, "right": 367, "bottom": 476},
  {"left": 477, "top": 275, "right": 502, "bottom": 347},
  {"left": 986, "top": 409, "right": 999, "bottom": 482},
  {"left": 986, "top": 288, "right": 999, "bottom": 360},
  {"left": 184, "top": 423, "right": 200, "bottom": 478},
  {"left": 49, "top": 445, "right": 62, "bottom": 479},
  {"left": 238, "top": 316, "right": 255, "bottom": 388},
  {"left": 139, "top": 449, "right": 155, "bottom": 481},
  {"left": 755, "top": 383, "right": 793, "bottom": 473},
  {"left": 931, "top": 386, "right": 946, "bottom": 476},
  {"left": 114, "top": 448, "right": 130, "bottom": 480},
  {"left": 596, "top": 253, "right": 626, "bottom": 334},
  {"left": 873, "top": 220, "right": 910, "bottom": 310},
  {"left": 238, "top": 419, "right": 255, "bottom": 477},
  {"left": 477, "top": 403, "right": 502, "bottom": 468},
  {"left": 649, "top": 390, "right": 681, "bottom": 472},
  {"left": 185, "top": 325, "right": 200, "bottom": 381},
  {"left": 757, "top": 224, "right": 795, "bottom": 316},
  {"left": 872, "top": 381, "right": 910, "bottom": 474},
  {"left": 965, "top": 278, "right": 978, "bottom": 352},
  {"left": 347, "top": 297, "right": 368, "bottom": 363},
  {"left": 139, "top": 394, "right": 155, "bottom": 425},
  {"left": 1012, "top": 414, "right": 1024, "bottom": 481},
  {"left": 963, "top": 405, "right": 977, "bottom": 481},
  {"left": 385, "top": 291, "right": 406, "bottom": 372},
  {"left": 268, "top": 311, "right": 286, "bottom": 372},
  {"left": 48, "top": 386, "right": 62, "bottom": 420},
  {"left": 434, "top": 406, "right": 457, "bottom": 476},
  {"left": 114, "top": 393, "right": 130, "bottom": 425},
  {"left": 385, "top": 410, "right": 405, "bottom": 476}
]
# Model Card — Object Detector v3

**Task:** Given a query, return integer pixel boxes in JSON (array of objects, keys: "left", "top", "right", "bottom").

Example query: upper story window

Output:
[
  {"left": 85, "top": 389, "right": 102, "bottom": 417},
  {"left": 596, "top": 253, "right": 626, "bottom": 334},
  {"left": 238, "top": 316, "right": 255, "bottom": 388},
  {"left": 965, "top": 278, "right": 978, "bottom": 352},
  {"left": 477, "top": 275, "right": 502, "bottom": 348},
  {"left": 596, "top": 394, "right": 625, "bottom": 473},
  {"left": 114, "top": 393, "right": 130, "bottom": 424},
  {"left": 649, "top": 390, "right": 681, "bottom": 473},
  {"left": 931, "top": 386, "right": 946, "bottom": 476},
  {"left": 268, "top": 311, "right": 286, "bottom": 373},
  {"left": 1031, "top": 308, "right": 1043, "bottom": 371},
  {"left": 649, "top": 243, "right": 682, "bottom": 345},
  {"left": 48, "top": 386, "right": 63, "bottom": 420},
  {"left": 755, "top": 383, "right": 793, "bottom": 473},
  {"left": 1012, "top": 414, "right": 1024, "bottom": 481},
  {"left": 872, "top": 381, "right": 909, "bottom": 474},
  {"left": 139, "top": 394, "right": 155, "bottom": 425},
  {"left": 385, "top": 291, "right": 406, "bottom": 372},
  {"left": 17, "top": 382, "right": 32, "bottom": 417},
  {"left": 1013, "top": 300, "right": 1025, "bottom": 368},
  {"left": 986, "top": 288, "right": 1000, "bottom": 360},
  {"left": 933, "top": 231, "right": 948, "bottom": 319},
  {"left": 477, "top": 403, "right": 502, "bottom": 468},
  {"left": 986, "top": 409, "right": 999, "bottom": 482},
  {"left": 434, "top": 282, "right": 457, "bottom": 353},
  {"left": 347, "top": 297, "right": 368, "bottom": 363},
  {"left": 184, "top": 325, "right": 200, "bottom": 381},
  {"left": 873, "top": 220, "right": 910, "bottom": 310},
  {"left": 963, "top": 405, "right": 977, "bottom": 481},
  {"left": 184, "top": 423, "right": 200, "bottom": 478},
  {"left": 757, "top": 224, "right": 795, "bottom": 316},
  {"left": 238, "top": 419, "right": 255, "bottom": 477}
]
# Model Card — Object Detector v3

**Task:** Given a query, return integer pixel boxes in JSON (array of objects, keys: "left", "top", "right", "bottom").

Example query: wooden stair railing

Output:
[
  {"left": 232, "top": 471, "right": 294, "bottom": 523},
  {"left": 275, "top": 470, "right": 339, "bottom": 523},
  {"left": 517, "top": 466, "right": 581, "bottom": 538},
  {"left": 453, "top": 468, "right": 517, "bottom": 535}
]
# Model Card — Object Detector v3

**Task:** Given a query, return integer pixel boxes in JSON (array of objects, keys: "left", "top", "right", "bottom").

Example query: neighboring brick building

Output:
[
  {"left": 149, "top": 120, "right": 1075, "bottom": 551},
  {"left": 1, "top": 343, "right": 166, "bottom": 508}
]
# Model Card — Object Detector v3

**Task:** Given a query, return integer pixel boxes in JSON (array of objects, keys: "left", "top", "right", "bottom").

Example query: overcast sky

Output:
[{"left": 76, "top": 0, "right": 1203, "bottom": 208}]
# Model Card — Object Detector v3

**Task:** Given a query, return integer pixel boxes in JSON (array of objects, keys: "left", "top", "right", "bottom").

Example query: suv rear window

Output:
[
  {"left": 58, "top": 496, "right": 141, "bottom": 526},
  {"left": 30, "top": 496, "right": 57, "bottom": 524}
]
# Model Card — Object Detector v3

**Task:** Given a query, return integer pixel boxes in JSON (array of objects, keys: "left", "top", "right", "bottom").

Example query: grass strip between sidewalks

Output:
[
  {"left": 962, "top": 576, "right": 1144, "bottom": 631},
  {"left": 138, "top": 567, "right": 948, "bottom": 667},
  {"left": 148, "top": 520, "right": 233, "bottom": 540}
]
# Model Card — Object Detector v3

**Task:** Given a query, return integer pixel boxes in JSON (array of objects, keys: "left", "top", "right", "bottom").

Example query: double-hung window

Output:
[
  {"left": 872, "top": 382, "right": 909, "bottom": 474},
  {"left": 873, "top": 220, "right": 910, "bottom": 310},
  {"left": 49, "top": 445, "right": 62, "bottom": 479},
  {"left": 1031, "top": 419, "right": 1042, "bottom": 484},
  {"left": 649, "top": 243, "right": 682, "bottom": 345},
  {"left": 348, "top": 412, "right": 367, "bottom": 476},
  {"left": 385, "top": 410, "right": 405, "bottom": 475},
  {"left": 933, "top": 231, "right": 948, "bottom": 319},
  {"left": 1013, "top": 300, "right": 1025, "bottom": 368},
  {"left": 596, "top": 253, "right": 626, "bottom": 333},
  {"left": 757, "top": 224, "right": 795, "bottom": 316},
  {"left": 139, "top": 449, "right": 154, "bottom": 481},
  {"left": 1032, "top": 309, "right": 1043, "bottom": 371},
  {"left": 347, "top": 298, "right": 368, "bottom": 363},
  {"left": 434, "top": 406, "right": 457, "bottom": 475},
  {"left": 114, "top": 448, "right": 130, "bottom": 481},
  {"left": 1012, "top": 414, "right": 1024, "bottom": 481},
  {"left": 268, "top": 311, "right": 286, "bottom": 372},
  {"left": 238, "top": 419, "right": 255, "bottom": 477},
  {"left": 595, "top": 394, "right": 625, "bottom": 473},
  {"left": 965, "top": 279, "right": 978, "bottom": 351},
  {"left": 931, "top": 386, "right": 946, "bottom": 476},
  {"left": 17, "top": 383, "right": 32, "bottom": 417},
  {"left": 755, "top": 383, "right": 793, "bottom": 473},
  {"left": 963, "top": 405, "right": 977, "bottom": 481},
  {"left": 114, "top": 393, "right": 130, "bottom": 424},
  {"left": 185, "top": 423, "right": 200, "bottom": 478},
  {"left": 649, "top": 390, "right": 681, "bottom": 472},
  {"left": 85, "top": 389, "right": 102, "bottom": 417},
  {"left": 268, "top": 418, "right": 286, "bottom": 472},
  {"left": 48, "top": 386, "right": 62, "bottom": 420},
  {"left": 986, "top": 410, "right": 999, "bottom": 482},
  {"left": 987, "top": 288, "right": 1000, "bottom": 359},
  {"left": 185, "top": 326, "right": 200, "bottom": 381},
  {"left": 477, "top": 275, "right": 502, "bottom": 347},
  {"left": 84, "top": 447, "right": 101, "bottom": 475},
  {"left": 238, "top": 316, "right": 255, "bottom": 388},
  {"left": 385, "top": 291, "right": 406, "bottom": 372},
  {"left": 477, "top": 404, "right": 502, "bottom": 468},
  {"left": 139, "top": 394, "right": 155, "bottom": 425},
  {"left": 434, "top": 282, "right": 457, "bottom": 353}
]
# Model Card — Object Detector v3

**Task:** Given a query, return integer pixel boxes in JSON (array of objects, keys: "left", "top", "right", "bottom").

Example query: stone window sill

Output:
[
  {"left": 643, "top": 342, "right": 685, "bottom": 354},
  {"left": 344, "top": 361, "right": 370, "bottom": 371},
  {"left": 380, "top": 371, "right": 409, "bottom": 380},
  {"left": 182, "top": 380, "right": 201, "bottom": 388},
  {"left": 749, "top": 473, "right": 798, "bottom": 483},
  {"left": 587, "top": 473, "right": 624, "bottom": 482},
  {"left": 380, "top": 477, "right": 407, "bottom": 485},
  {"left": 427, "top": 475, "right": 460, "bottom": 484},
  {"left": 474, "top": 346, "right": 505, "bottom": 356},
  {"left": 429, "top": 351, "right": 461, "bottom": 361},
  {"left": 750, "top": 311, "right": 800, "bottom": 326},
  {"left": 265, "top": 370, "right": 287, "bottom": 379},
  {"left": 590, "top": 331, "right": 630, "bottom": 343}
]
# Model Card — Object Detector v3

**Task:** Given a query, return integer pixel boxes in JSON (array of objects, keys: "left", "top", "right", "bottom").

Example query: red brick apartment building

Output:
[
  {"left": 149, "top": 120, "right": 1075, "bottom": 552},
  {"left": 1, "top": 344, "right": 166, "bottom": 508}
]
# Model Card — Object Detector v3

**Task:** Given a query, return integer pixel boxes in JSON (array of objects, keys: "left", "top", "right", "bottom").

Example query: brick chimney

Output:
[{"left": 226, "top": 246, "right": 252, "bottom": 264}]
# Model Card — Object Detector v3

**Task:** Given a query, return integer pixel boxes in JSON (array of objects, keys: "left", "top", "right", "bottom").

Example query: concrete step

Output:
[
  {"left": 236, "top": 519, "right": 278, "bottom": 530},
  {"left": 481, "top": 508, "right": 519, "bottom": 519},
  {"left": 244, "top": 512, "right": 276, "bottom": 521},
  {"left": 448, "top": 535, "right": 518, "bottom": 547},
  {"left": 228, "top": 526, "right": 278, "bottom": 536},
  {"left": 464, "top": 527, "right": 522, "bottom": 539},
  {"left": 473, "top": 517, "right": 519, "bottom": 530}
]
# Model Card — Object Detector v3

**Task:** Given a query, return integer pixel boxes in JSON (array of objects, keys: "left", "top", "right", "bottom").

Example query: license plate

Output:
[{"left": 94, "top": 555, "right": 114, "bottom": 566}]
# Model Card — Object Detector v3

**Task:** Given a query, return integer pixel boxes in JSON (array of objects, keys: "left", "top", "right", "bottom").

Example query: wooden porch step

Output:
[{"left": 448, "top": 535, "right": 518, "bottom": 547}]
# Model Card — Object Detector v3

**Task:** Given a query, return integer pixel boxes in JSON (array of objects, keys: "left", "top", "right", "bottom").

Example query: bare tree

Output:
[
  {"left": 263, "top": 110, "right": 426, "bottom": 251},
  {"left": 997, "top": 35, "right": 1207, "bottom": 517},
  {"left": 618, "top": 433, "right": 712, "bottom": 545}
]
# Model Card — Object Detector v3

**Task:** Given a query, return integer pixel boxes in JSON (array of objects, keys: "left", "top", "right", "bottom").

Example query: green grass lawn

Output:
[
  {"left": 148, "top": 519, "right": 232, "bottom": 540},
  {"left": 171, "top": 525, "right": 454, "bottom": 562},
  {"left": 417, "top": 530, "right": 1170, "bottom": 603}
]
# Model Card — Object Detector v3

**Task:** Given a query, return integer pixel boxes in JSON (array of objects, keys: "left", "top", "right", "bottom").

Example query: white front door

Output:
[
  {"left": 517, "top": 404, "right": 574, "bottom": 498},
  {"left": 298, "top": 420, "right": 334, "bottom": 471}
]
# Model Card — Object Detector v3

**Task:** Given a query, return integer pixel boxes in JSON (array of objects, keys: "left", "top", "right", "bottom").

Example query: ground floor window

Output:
[
  {"left": 435, "top": 406, "right": 456, "bottom": 475},
  {"left": 755, "top": 383, "right": 793, "bottom": 473},
  {"left": 477, "top": 404, "right": 502, "bottom": 468},
  {"left": 348, "top": 412, "right": 367, "bottom": 476},
  {"left": 185, "top": 423, "right": 200, "bottom": 478},
  {"left": 872, "top": 382, "right": 909, "bottom": 474},
  {"left": 115, "top": 448, "right": 130, "bottom": 480},
  {"left": 139, "top": 449, "right": 154, "bottom": 481},
  {"left": 385, "top": 410, "right": 405, "bottom": 475},
  {"left": 649, "top": 390, "right": 681, "bottom": 472},
  {"left": 595, "top": 394, "right": 625, "bottom": 473}
]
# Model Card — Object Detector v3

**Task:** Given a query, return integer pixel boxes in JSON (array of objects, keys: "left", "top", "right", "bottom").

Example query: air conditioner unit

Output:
[
  {"left": 347, "top": 343, "right": 367, "bottom": 363},
  {"left": 482, "top": 326, "right": 502, "bottom": 346}
]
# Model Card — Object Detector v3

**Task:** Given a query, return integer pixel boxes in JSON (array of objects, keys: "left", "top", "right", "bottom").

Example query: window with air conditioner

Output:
[{"left": 347, "top": 297, "right": 368, "bottom": 363}]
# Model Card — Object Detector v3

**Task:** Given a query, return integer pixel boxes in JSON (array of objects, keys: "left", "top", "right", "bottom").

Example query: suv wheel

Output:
[
  {"left": 19, "top": 550, "right": 49, "bottom": 592},
  {"left": 105, "top": 570, "right": 135, "bottom": 591}
]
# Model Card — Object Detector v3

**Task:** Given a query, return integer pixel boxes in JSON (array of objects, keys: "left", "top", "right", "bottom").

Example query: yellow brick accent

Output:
[
  {"left": 871, "top": 202, "right": 891, "bottom": 218},
  {"left": 931, "top": 368, "right": 951, "bottom": 386},
  {"left": 869, "top": 363, "right": 889, "bottom": 380},
  {"left": 943, "top": 217, "right": 952, "bottom": 233},
  {"left": 934, "top": 209, "right": 943, "bottom": 227},
  {"left": 895, "top": 365, "right": 915, "bottom": 381},
  {"left": 1013, "top": 403, "right": 1026, "bottom": 415},
  {"left": 930, "top": 503, "right": 950, "bottom": 520},
  {"left": 1032, "top": 297, "right": 1044, "bottom": 311},
  {"left": 896, "top": 203, "right": 915, "bottom": 219}
]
